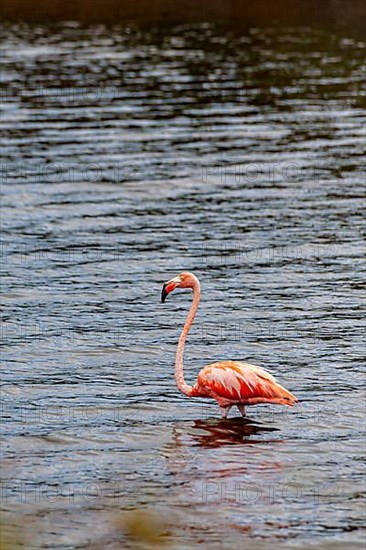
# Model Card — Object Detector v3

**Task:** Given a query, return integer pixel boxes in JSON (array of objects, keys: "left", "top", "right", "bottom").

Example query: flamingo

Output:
[{"left": 161, "top": 272, "right": 298, "bottom": 419}]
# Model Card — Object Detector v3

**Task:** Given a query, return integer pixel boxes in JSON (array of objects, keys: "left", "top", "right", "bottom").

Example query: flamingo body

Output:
[
  {"left": 161, "top": 272, "right": 298, "bottom": 418},
  {"left": 193, "top": 360, "right": 297, "bottom": 416}
]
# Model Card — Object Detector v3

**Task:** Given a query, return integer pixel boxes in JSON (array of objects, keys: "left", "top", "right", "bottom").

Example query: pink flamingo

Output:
[{"left": 161, "top": 272, "right": 298, "bottom": 419}]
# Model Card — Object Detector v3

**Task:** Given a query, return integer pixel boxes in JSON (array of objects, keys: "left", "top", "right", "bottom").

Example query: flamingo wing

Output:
[{"left": 196, "top": 360, "right": 297, "bottom": 406}]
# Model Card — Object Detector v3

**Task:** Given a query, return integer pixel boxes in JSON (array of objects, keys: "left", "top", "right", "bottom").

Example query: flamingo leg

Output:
[
  {"left": 220, "top": 406, "right": 231, "bottom": 419},
  {"left": 237, "top": 404, "right": 246, "bottom": 417}
]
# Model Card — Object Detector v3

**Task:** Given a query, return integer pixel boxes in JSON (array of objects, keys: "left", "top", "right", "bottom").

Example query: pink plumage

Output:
[{"left": 162, "top": 272, "right": 298, "bottom": 418}]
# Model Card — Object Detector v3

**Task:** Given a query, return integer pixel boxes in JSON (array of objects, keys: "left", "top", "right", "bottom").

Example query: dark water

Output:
[{"left": 1, "top": 23, "right": 365, "bottom": 549}]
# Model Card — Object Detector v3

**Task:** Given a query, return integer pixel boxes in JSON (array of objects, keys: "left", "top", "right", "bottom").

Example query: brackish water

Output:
[{"left": 1, "top": 23, "right": 365, "bottom": 549}]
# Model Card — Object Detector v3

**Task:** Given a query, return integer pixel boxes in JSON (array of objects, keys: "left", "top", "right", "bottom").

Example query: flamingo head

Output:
[{"left": 161, "top": 272, "right": 199, "bottom": 303}]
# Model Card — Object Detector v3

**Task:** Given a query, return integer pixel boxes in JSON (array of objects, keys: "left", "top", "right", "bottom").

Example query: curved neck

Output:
[{"left": 175, "top": 279, "right": 200, "bottom": 396}]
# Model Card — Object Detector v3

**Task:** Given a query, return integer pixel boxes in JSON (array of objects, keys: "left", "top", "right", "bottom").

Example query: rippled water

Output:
[{"left": 1, "top": 22, "right": 365, "bottom": 549}]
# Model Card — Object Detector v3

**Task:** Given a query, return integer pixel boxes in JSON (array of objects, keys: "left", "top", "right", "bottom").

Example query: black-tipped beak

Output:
[{"left": 161, "top": 283, "right": 168, "bottom": 303}]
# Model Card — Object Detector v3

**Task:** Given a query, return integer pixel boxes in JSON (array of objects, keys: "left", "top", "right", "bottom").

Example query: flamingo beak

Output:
[
  {"left": 161, "top": 277, "right": 180, "bottom": 303},
  {"left": 161, "top": 283, "right": 169, "bottom": 303}
]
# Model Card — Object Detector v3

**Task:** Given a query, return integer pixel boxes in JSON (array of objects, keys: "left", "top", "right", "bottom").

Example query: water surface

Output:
[{"left": 1, "top": 23, "right": 365, "bottom": 549}]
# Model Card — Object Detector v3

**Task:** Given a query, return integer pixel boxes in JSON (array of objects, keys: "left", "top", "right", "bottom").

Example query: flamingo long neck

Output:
[{"left": 175, "top": 279, "right": 200, "bottom": 396}]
